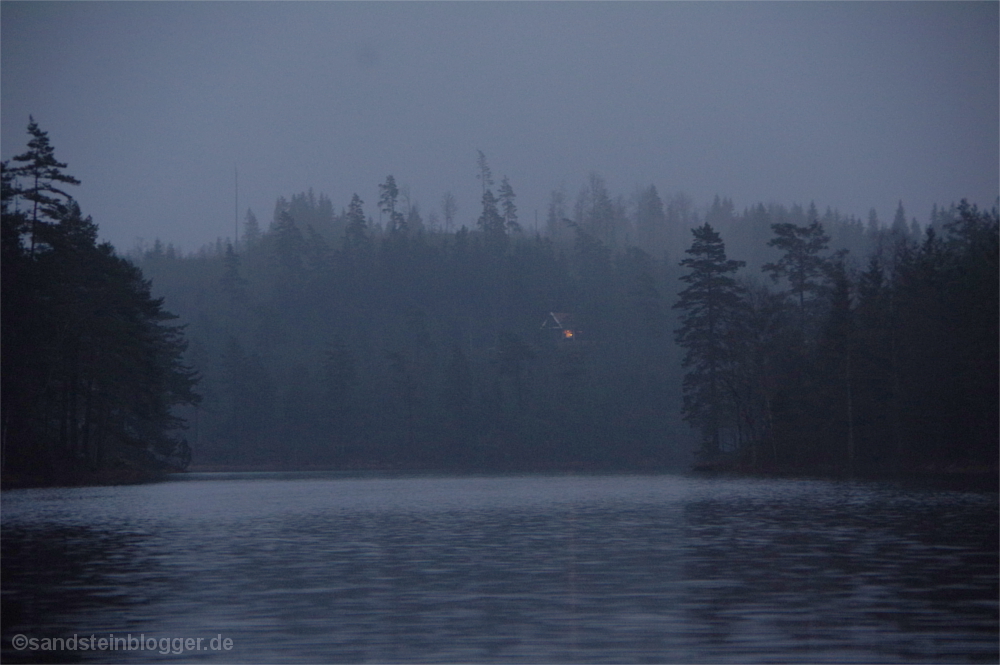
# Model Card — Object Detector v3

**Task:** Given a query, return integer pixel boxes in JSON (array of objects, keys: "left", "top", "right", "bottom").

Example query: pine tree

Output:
[
  {"left": 546, "top": 188, "right": 569, "bottom": 243},
  {"left": 243, "top": 209, "right": 261, "bottom": 248},
  {"left": 220, "top": 242, "right": 247, "bottom": 304},
  {"left": 476, "top": 150, "right": 493, "bottom": 196},
  {"left": 673, "top": 223, "right": 746, "bottom": 459},
  {"left": 817, "top": 256, "right": 856, "bottom": 472},
  {"left": 478, "top": 189, "right": 507, "bottom": 250},
  {"left": 405, "top": 202, "right": 424, "bottom": 234},
  {"left": 343, "top": 193, "right": 369, "bottom": 251},
  {"left": 891, "top": 200, "right": 908, "bottom": 236},
  {"left": 498, "top": 176, "right": 520, "bottom": 234},
  {"left": 7, "top": 117, "right": 81, "bottom": 255},
  {"left": 2, "top": 122, "right": 199, "bottom": 482},
  {"left": 378, "top": 175, "right": 405, "bottom": 234},
  {"left": 576, "top": 173, "right": 615, "bottom": 247},
  {"left": 303, "top": 224, "right": 333, "bottom": 274},
  {"left": 635, "top": 184, "right": 667, "bottom": 254},
  {"left": 270, "top": 210, "right": 305, "bottom": 275},
  {"left": 762, "top": 217, "right": 831, "bottom": 340}
]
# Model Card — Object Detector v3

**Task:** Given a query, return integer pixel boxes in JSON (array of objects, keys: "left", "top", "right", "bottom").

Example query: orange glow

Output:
[{"left": 563, "top": 329, "right": 574, "bottom": 339}]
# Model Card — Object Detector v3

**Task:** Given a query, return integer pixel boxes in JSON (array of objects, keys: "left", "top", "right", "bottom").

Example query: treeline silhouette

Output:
[
  {"left": 138, "top": 172, "right": 692, "bottom": 471},
  {"left": 2, "top": 122, "right": 995, "bottom": 482},
  {"left": 2, "top": 120, "right": 199, "bottom": 486},
  {"left": 138, "top": 152, "right": 995, "bottom": 477},
  {"left": 674, "top": 204, "right": 997, "bottom": 476}
]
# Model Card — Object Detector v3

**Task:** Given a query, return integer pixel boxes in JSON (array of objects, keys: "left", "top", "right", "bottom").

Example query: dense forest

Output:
[
  {"left": 135, "top": 149, "right": 996, "bottom": 477},
  {"left": 3, "top": 124, "right": 997, "bottom": 483},
  {"left": 1, "top": 121, "right": 199, "bottom": 486}
]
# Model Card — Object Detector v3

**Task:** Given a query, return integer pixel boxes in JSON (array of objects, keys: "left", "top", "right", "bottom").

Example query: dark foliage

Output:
[
  {"left": 673, "top": 223, "right": 745, "bottom": 459},
  {"left": 1, "top": 123, "right": 199, "bottom": 486},
  {"left": 677, "top": 203, "right": 998, "bottom": 477},
  {"left": 137, "top": 172, "right": 694, "bottom": 471},
  {"left": 132, "top": 168, "right": 999, "bottom": 479},
  {"left": 12, "top": 127, "right": 986, "bottom": 479}
]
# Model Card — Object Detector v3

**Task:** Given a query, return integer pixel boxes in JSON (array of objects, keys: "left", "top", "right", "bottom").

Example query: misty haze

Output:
[{"left": 2, "top": 3, "right": 997, "bottom": 664}]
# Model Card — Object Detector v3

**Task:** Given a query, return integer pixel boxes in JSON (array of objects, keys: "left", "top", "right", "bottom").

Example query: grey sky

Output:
[{"left": 3, "top": 1, "right": 997, "bottom": 252}]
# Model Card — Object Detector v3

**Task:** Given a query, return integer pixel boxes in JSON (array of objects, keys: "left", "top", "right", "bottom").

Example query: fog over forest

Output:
[
  {"left": 2, "top": 2, "right": 997, "bottom": 252},
  {"left": 3, "top": 9, "right": 998, "bottom": 664},
  {"left": 1, "top": 2, "right": 997, "bottom": 482}
]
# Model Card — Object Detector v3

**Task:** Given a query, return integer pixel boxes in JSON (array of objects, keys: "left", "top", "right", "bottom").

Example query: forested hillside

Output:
[
  {"left": 137, "top": 172, "right": 693, "bottom": 471},
  {"left": 133, "top": 153, "right": 997, "bottom": 477},
  {"left": 2, "top": 122, "right": 993, "bottom": 482},
  {"left": 1, "top": 121, "right": 199, "bottom": 486}
]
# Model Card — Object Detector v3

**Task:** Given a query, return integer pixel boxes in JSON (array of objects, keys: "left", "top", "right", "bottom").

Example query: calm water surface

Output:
[{"left": 2, "top": 473, "right": 997, "bottom": 663}]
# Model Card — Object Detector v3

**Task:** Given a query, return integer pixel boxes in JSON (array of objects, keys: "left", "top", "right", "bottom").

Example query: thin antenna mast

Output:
[{"left": 234, "top": 166, "right": 239, "bottom": 251}]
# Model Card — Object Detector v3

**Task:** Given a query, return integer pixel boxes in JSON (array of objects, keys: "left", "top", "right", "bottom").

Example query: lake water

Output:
[{"left": 2, "top": 472, "right": 997, "bottom": 663}]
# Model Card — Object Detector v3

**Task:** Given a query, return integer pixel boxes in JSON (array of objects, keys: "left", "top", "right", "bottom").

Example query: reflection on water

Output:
[{"left": 2, "top": 474, "right": 997, "bottom": 663}]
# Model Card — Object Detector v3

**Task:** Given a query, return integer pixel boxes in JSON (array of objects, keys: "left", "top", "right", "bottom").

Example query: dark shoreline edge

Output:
[
  {"left": 1, "top": 465, "right": 168, "bottom": 491},
  {"left": 5, "top": 461, "right": 996, "bottom": 493},
  {"left": 690, "top": 460, "right": 1000, "bottom": 492}
]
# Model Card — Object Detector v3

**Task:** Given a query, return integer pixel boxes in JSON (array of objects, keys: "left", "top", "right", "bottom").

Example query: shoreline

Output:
[
  {"left": 690, "top": 460, "right": 999, "bottom": 491},
  {"left": 5, "top": 462, "right": 996, "bottom": 492},
  {"left": 1, "top": 466, "right": 168, "bottom": 490}
]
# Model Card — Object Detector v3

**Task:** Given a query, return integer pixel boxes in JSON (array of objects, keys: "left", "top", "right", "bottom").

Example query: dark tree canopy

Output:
[
  {"left": 673, "top": 223, "right": 746, "bottom": 458},
  {"left": 131, "top": 181, "right": 995, "bottom": 482},
  {"left": 8, "top": 117, "right": 81, "bottom": 222},
  {"left": 1, "top": 122, "right": 199, "bottom": 486},
  {"left": 9, "top": 119, "right": 990, "bottom": 484}
]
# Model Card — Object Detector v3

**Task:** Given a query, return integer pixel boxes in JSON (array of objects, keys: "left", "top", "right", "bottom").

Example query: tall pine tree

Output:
[
  {"left": 2, "top": 121, "right": 199, "bottom": 484},
  {"left": 674, "top": 223, "right": 746, "bottom": 459}
]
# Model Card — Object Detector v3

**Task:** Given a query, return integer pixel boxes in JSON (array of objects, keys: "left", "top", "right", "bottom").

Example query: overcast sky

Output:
[{"left": 3, "top": 1, "right": 997, "bottom": 252}]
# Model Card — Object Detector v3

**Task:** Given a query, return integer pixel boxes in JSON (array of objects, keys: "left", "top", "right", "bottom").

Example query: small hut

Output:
[{"left": 540, "top": 312, "right": 580, "bottom": 341}]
